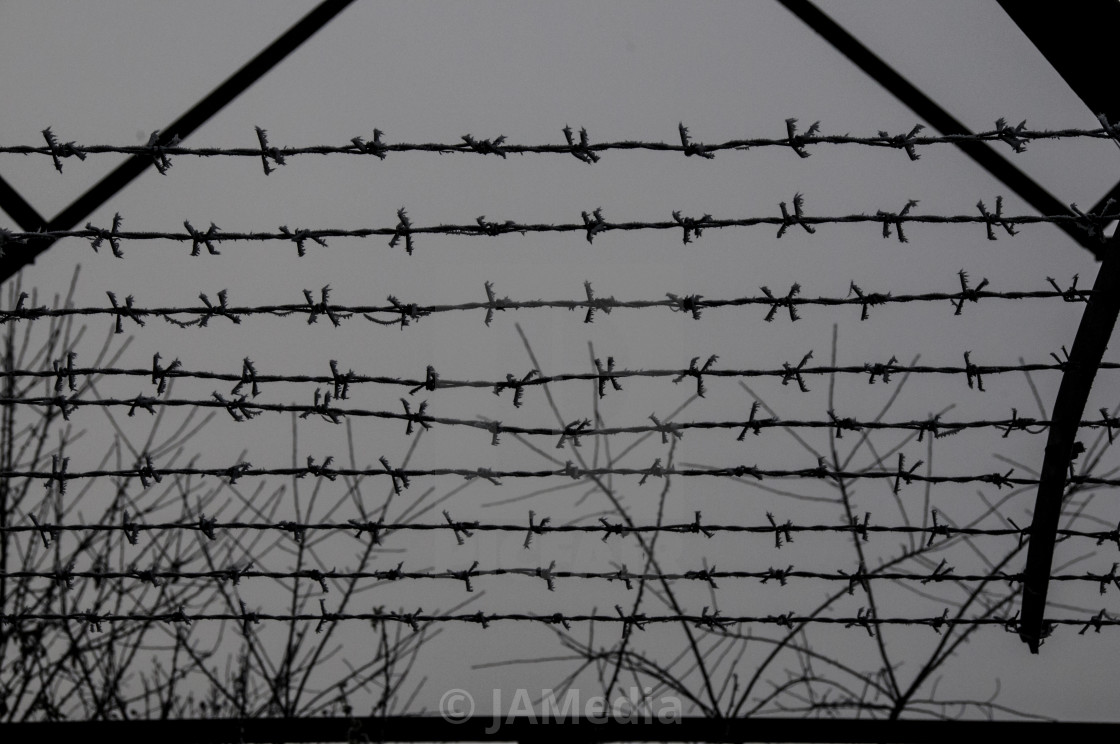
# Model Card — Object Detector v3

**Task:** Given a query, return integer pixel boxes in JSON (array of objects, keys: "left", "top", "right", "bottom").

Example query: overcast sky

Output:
[{"left": 2, "top": 1, "right": 1120, "bottom": 722}]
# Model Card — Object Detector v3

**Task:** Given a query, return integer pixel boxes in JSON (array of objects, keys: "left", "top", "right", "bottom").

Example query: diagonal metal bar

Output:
[
  {"left": 998, "top": 1, "right": 1120, "bottom": 218},
  {"left": 995, "top": 0, "right": 1120, "bottom": 652},
  {"left": 0, "top": 0, "right": 357, "bottom": 284},
  {"left": 774, "top": 0, "right": 1104, "bottom": 259}
]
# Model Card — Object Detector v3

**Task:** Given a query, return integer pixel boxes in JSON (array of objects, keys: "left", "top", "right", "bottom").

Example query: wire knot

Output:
[
  {"left": 892, "top": 453, "right": 924, "bottom": 494},
  {"left": 976, "top": 196, "right": 1016, "bottom": 240},
  {"left": 582, "top": 280, "right": 614, "bottom": 323},
  {"left": 300, "top": 388, "right": 342, "bottom": 424},
  {"left": 846, "top": 607, "right": 877, "bottom": 637},
  {"left": 962, "top": 351, "right": 984, "bottom": 391},
  {"left": 212, "top": 391, "right": 258, "bottom": 422},
  {"left": 475, "top": 215, "right": 517, "bottom": 237},
  {"left": 761, "top": 283, "right": 801, "bottom": 322},
  {"left": 279, "top": 225, "right": 327, "bottom": 257},
  {"left": 767, "top": 512, "right": 793, "bottom": 548},
  {"left": 847, "top": 283, "right": 890, "bottom": 321},
  {"left": 348, "top": 519, "right": 383, "bottom": 544},
  {"left": 254, "top": 126, "right": 285, "bottom": 175},
  {"left": 840, "top": 561, "right": 871, "bottom": 596},
  {"left": 410, "top": 365, "right": 441, "bottom": 396},
  {"left": 695, "top": 607, "right": 731, "bottom": 631},
  {"left": 524, "top": 511, "right": 551, "bottom": 549},
  {"left": 303, "top": 286, "right": 344, "bottom": 327},
  {"left": 535, "top": 560, "right": 557, "bottom": 591},
  {"left": 763, "top": 565, "right": 793, "bottom": 586},
  {"left": 879, "top": 124, "right": 923, "bottom": 161},
  {"left": 639, "top": 457, "right": 665, "bottom": 486},
  {"left": 784, "top": 118, "right": 820, "bottom": 159},
  {"left": 454, "top": 561, "right": 481, "bottom": 592},
  {"left": 400, "top": 398, "right": 431, "bottom": 436},
  {"left": 144, "top": 130, "right": 180, "bottom": 174},
  {"left": 780, "top": 351, "right": 813, "bottom": 392},
  {"left": 1046, "top": 274, "right": 1086, "bottom": 303},
  {"left": 982, "top": 468, "right": 1016, "bottom": 490},
  {"left": 42, "top": 127, "right": 87, "bottom": 172},
  {"left": 461, "top": 133, "right": 507, "bottom": 157},
  {"left": 389, "top": 208, "right": 414, "bottom": 254},
  {"left": 183, "top": 220, "right": 221, "bottom": 256},
  {"left": 599, "top": 517, "right": 625, "bottom": 541},
  {"left": 828, "top": 409, "right": 861, "bottom": 438},
  {"left": 594, "top": 356, "right": 622, "bottom": 398},
  {"left": 581, "top": 208, "right": 607, "bottom": 243},
  {"left": 666, "top": 292, "right": 703, "bottom": 319},
  {"left": 648, "top": 414, "right": 683, "bottom": 444},
  {"left": 48, "top": 454, "right": 69, "bottom": 495},
  {"left": 232, "top": 358, "right": 262, "bottom": 398},
  {"left": 350, "top": 129, "right": 388, "bottom": 159},
  {"left": 1079, "top": 609, "right": 1111, "bottom": 636},
  {"left": 137, "top": 454, "right": 162, "bottom": 488},
  {"left": 301, "top": 455, "right": 337, "bottom": 481},
  {"left": 737, "top": 401, "right": 773, "bottom": 440},
  {"left": 557, "top": 419, "right": 592, "bottom": 449},
  {"left": 380, "top": 457, "right": 410, "bottom": 493},
  {"left": 494, "top": 369, "right": 537, "bottom": 408},
  {"left": 443, "top": 510, "right": 477, "bottom": 545},
  {"left": 673, "top": 354, "right": 718, "bottom": 397},
  {"left": 679, "top": 122, "right": 714, "bottom": 159},
  {"left": 864, "top": 355, "right": 898, "bottom": 384},
  {"left": 198, "top": 289, "right": 239, "bottom": 327},
  {"left": 53, "top": 351, "right": 77, "bottom": 393},
  {"left": 953, "top": 270, "right": 990, "bottom": 315},
  {"left": 224, "top": 461, "right": 252, "bottom": 485},
  {"left": 483, "top": 281, "right": 512, "bottom": 326},
  {"left": 671, "top": 211, "right": 713, "bottom": 244},
  {"left": 876, "top": 199, "right": 919, "bottom": 242},
  {"left": 151, "top": 353, "right": 181, "bottom": 395},
  {"left": 993, "top": 118, "right": 1028, "bottom": 153},
  {"left": 87, "top": 213, "right": 125, "bottom": 258},
  {"left": 777, "top": 193, "right": 815, "bottom": 238},
  {"left": 562, "top": 125, "right": 599, "bottom": 163},
  {"left": 1068, "top": 199, "right": 1117, "bottom": 244}
]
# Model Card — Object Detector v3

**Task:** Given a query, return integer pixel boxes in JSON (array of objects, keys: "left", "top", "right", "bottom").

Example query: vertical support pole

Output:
[{"left": 1019, "top": 240, "right": 1120, "bottom": 651}]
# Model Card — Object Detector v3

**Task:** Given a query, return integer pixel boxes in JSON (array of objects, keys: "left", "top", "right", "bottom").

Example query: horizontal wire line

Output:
[
  {"left": 5, "top": 394, "right": 1120, "bottom": 442},
  {"left": 0, "top": 608, "right": 1114, "bottom": 634},
  {"left": 11, "top": 357, "right": 1120, "bottom": 402},
  {"left": 0, "top": 281, "right": 1096, "bottom": 327},
  {"left": 8, "top": 517, "right": 1114, "bottom": 544},
  {"left": 1, "top": 202, "right": 1116, "bottom": 256},
  {"left": 6, "top": 565, "right": 1120, "bottom": 589},
  {"left": 8, "top": 460, "right": 1120, "bottom": 488},
  {"left": 13, "top": 120, "right": 1120, "bottom": 170}
]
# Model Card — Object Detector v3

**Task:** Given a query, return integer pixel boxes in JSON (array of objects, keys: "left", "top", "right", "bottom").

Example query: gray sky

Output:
[{"left": 2, "top": 0, "right": 1119, "bottom": 722}]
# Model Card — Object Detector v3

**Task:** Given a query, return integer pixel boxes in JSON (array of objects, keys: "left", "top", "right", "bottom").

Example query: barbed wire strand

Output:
[
  {"left": 0, "top": 276, "right": 1097, "bottom": 328},
  {"left": 6, "top": 393, "right": 1120, "bottom": 444},
  {"left": 15, "top": 118, "right": 1120, "bottom": 173},
  {"left": 7, "top": 513, "right": 1119, "bottom": 548},
  {"left": 2, "top": 198, "right": 1117, "bottom": 258},
  {"left": 7, "top": 458, "right": 1120, "bottom": 492},
  {"left": 0, "top": 607, "right": 1114, "bottom": 638}
]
